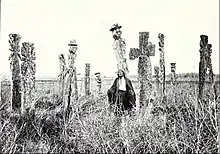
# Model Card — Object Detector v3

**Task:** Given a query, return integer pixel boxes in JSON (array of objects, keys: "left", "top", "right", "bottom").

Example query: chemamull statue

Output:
[{"left": 110, "top": 23, "right": 129, "bottom": 76}]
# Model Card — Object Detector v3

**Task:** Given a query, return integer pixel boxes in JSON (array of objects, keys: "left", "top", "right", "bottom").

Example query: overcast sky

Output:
[{"left": 0, "top": 0, "right": 219, "bottom": 78}]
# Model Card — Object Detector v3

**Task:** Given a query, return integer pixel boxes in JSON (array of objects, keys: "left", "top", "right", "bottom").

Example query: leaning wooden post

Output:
[
  {"left": 8, "top": 33, "right": 22, "bottom": 112},
  {"left": 85, "top": 63, "right": 90, "bottom": 96},
  {"left": 170, "top": 63, "right": 176, "bottom": 84},
  {"left": 58, "top": 54, "right": 66, "bottom": 100},
  {"left": 20, "top": 42, "right": 36, "bottom": 112},
  {"left": 110, "top": 23, "right": 129, "bottom": 76},
  {"left": 158, "top": 33, "right": 165, "bottom": 97},
  {"left": 129, "top": 32, "right": 155, "bottom": 108}
]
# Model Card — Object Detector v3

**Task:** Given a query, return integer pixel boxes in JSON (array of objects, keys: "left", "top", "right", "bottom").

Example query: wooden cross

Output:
[{"left": 129, "top": 32, "right": 155, "bottom": 107}]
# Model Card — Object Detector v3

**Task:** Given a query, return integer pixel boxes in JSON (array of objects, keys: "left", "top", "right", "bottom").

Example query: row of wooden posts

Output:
[
  {"left": 7, "top": 32, "right": 215, "bottom": 114},
  {"left": 129, "top": 32, "right": 216, "bottom": 104},
  {"left": 8, "top": 34, "right": 36, "bottom": 113}
]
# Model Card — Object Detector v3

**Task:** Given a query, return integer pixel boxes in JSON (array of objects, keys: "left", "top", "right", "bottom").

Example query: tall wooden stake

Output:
[
  {"left": 94, "top": 72, "right": 102, "bottom": 94},
  {"left": 154, "top": 66, "right": 160, "bottom": 93},
  {"left": 68, "top": 40, "right": 78, "bottom": 101},
  {"left": 85, "top": 63, "right": 90, "bottom": 96},
  {"left": 20, "top": 42, "right": 36, "bottom": 112},
  {"left": 170, "top": 63, "right": 176, "bottom": 85},
  {"left": 58, "top": 54, "right": 66, "bottom": 100},
  {"left": 158, "top": 33, "right": 165, "bottom": 97},
  {"left": 8, "top": 34, "right": 22, "bottom": 112},
  {"left": 197, "top": 34, "right": 217, "bottom": 153}
]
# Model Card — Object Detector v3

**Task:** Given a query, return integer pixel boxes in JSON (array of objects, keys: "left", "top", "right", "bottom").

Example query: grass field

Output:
[{"left": 0, "top": 79, "right": 219, "bottom": 153}]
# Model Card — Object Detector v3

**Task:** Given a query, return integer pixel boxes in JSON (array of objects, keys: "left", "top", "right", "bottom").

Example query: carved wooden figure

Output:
[
  {"left": 158, "top": 33, "right": 165, "bottom": 97},
  {"left": 8, "top": 33, "right": 22, "bottom": 112},
  {"left": 20, "top": 42, "right": 36, "bottom": 112},
  {"left": 58, "top": 54, "right": 66, "bottom": 99},
  {"left": 197, "top": 34, "right": 217, "bottom": 153},
  {"left": 170, "top": 63, "right": 176, "bottom": 84},
  {"left": 154, "top": 66, "right": 160, "bottom": 93},
  {"left": 94, "top": 72, "right": 102, "bottom": 94},
  {"left": 63, "top": 40, "right": 78, "bottom": 117},
  {"left": 68, "top": 40, "right": 78, "bottom": 101},
  {"left": 110, "top": 23, "right": 129, "bottom": 76},
  {"left": 198, "top": 35, "right": 216, "bottom": 99},
  {"left": 85, "top": 63, "right": 91, "bottom": 96},
  {"left": 129, "top": 32, "right": 155, "bottom": 107}
]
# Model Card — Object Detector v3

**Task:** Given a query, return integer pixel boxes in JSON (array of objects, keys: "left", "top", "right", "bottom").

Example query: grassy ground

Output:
[{"left": 0, "top": 82, "right": 219, "bottom": 153}]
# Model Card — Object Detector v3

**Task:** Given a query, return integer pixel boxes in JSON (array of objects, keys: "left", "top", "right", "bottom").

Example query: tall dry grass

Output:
[{"left": 0, "top": 82, "right": 219, "bottom": 153}]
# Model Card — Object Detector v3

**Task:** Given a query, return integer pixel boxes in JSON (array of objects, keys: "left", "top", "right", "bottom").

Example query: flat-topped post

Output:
[{"left": 170, "top": 63, "right": 176, "bottom": 84}]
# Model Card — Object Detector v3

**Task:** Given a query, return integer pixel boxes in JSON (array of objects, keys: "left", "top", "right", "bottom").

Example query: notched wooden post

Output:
[
  {"left": 154, "top": 66, "right": 160, "bottom": 93},
  {"left": 85, "top": 63, "right": 91, "bottom": 96},
  {"left": 63, "top": 39, "right": 78, "bottom": 121},
  {"left": 58, "top": 54, "right": 66, "bottom": 100},
  {"left": 68, "top": 40, "right": 78, "bottom": 101},
  {"left": 8, "top": 33, "right": 22, "bottom": 112},
  {"left": 170, "top": 63, "right": 176, "bottom": 85},
  {"left": 20, "top": 42, "right": 36, "bottom": 112},
  {"left": 94, "top": 72, "right": 102, "bottom": 95},
  {"left": 197, "top": 34, "right": 217, "bottom": 153},
  {"left": 158, "top": 33, "right": 165, "bottom": 97}
]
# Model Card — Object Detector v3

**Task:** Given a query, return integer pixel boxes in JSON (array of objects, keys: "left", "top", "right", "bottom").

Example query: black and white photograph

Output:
[{"left": 0, "top": 0, "right": 219, "bottom": 153}]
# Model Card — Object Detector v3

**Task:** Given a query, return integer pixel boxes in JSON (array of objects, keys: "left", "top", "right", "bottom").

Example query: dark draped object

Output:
[{"left": 107, "top": 77, "right": 136, "bottom": 116}]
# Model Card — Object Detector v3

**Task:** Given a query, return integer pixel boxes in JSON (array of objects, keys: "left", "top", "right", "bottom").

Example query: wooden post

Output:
[
  {"left": 68, "top": 40, "right": 78, "bottom": 101},
  {"left": 198, "top": 35, "right": 208, "bottom": 99},
  {"left": 129, "top": 32, "right": 155, "bottom": 107},
  {"left": 154, "top": 66, "right": 160, "bottom": 93},
  {"left": 198, "top": 35, "right": 216, "bottom": 100},
  {"left": 63, "top": 40, "right": 78, "bottom": 121},
  {"left": 170, "top": 63, "right": 176, "bottom": 84},
  {"left": 85, "top": 63, "right": 90, "bottom": 96},
  {"left": 158, "top": 33, "right": 165, "bottom": 97},
  {"left": 197, "top": 34, "right": 217, "bottom": 153},
  {"left": 58, "top": 54, "right": 66, "bottom": 100},
  {"left": 8, "top": 33, "right": 22, "bottom": 112},
  {"left": 20, "top": 42, "right": 36, "bottom": 112},
  {"left": 74, "top": 66, "right": 78, "bottom": 100},
  {"left": 110, "top": 23, "right": 129, "bottom": 76},
  {"left": 94, "top": 72, "right": 102, "bottom": 94}
]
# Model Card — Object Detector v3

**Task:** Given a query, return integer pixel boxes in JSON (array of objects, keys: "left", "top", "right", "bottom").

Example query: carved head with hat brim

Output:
[
  {"left": 110, "top": 23, "right": 122, "bottom": 40},
  {"left": 68, "top": 39, "right": 78, "bottom": 54},
  {"left": 94, "top": 72, "right": 101, "bottom": 76},
  {"left": 109, "top": 23, "right": 122, "bottom": 32},
  {"left": 68, "top": 39, "right": 77, "bottom": 46}
]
